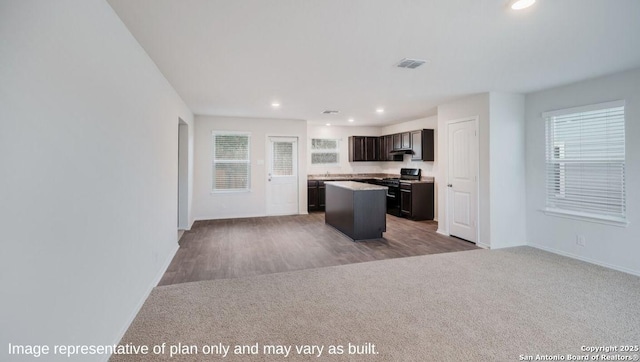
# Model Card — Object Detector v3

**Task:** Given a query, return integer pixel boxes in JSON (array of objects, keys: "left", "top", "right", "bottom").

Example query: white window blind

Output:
[
  {"left": 212, "top": 133, "right": 250, "bottom": 192},
  {"left": 311, "top": 138, "right": 339, "bottom": 164},
  {"left": 544, "top": 100, "right": 626, "bottom": 223},
  {"left": 272, "top": 141, "right": 293, "bottom": 176}
]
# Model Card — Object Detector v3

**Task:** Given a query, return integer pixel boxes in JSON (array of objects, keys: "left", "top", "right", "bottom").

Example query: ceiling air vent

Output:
[
  {"left": 321, "top": 110, "right": 339, "bottom": 114},
  {"left": 396, "top": 58, "right": 427, "bottom": 69}
]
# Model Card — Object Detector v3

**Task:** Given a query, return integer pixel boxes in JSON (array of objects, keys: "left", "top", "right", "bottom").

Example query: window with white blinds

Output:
[
  {"left": 272, "top": 141, "right": 293, "bottom": 176},
  {"left": 543, "top": 100, "right": 626, "bottom": 224},
  {"left": 310, "top": 138, "right": 339, "bottom": 164},
  {"left": 212, "top": 132, "right": 250, "bottom": 192}
]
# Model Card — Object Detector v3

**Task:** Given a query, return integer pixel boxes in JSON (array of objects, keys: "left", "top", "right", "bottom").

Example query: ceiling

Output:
[{"left": 107, "top": 0, "right": 640, "bottom": 126}]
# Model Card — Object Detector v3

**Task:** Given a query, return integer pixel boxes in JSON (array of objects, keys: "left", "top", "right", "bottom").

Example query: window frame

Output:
[
  {"left": 310, "top": 138, "right": 340, "bottom": 166},
  {"left": 542, "top": 100, "right": 627, "bottom": 227},
  {"left": 211, "top": 131, "right": 251, "bottom": 193}
]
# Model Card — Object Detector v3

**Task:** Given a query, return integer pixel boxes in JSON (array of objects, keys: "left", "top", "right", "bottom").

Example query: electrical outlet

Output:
[{"left": 576, "top": 235, "right": 586, "bottom": 247}]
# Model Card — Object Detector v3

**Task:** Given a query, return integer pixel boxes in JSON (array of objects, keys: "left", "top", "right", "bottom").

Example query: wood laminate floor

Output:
[{"left": 159, "top": 212, "right": 478, "bottom": 286}]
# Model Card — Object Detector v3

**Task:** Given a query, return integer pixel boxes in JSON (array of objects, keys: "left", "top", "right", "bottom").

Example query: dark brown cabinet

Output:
[
  {"left": 401, "top": 132, "right": 411, "bottom": 149},
  {"left": 379, "top": 135, "right": 400, "bottom": 161},
  {"left": 410, "top": 129, "right": 435, "bottom": 161},
  {"left": 348, "top": 130, "right": 432, "bottom": 162},
  {"left": 308, "top": 180, "right": 318, "bottom": 211},
  {"left": 400, "top": 182, "right": 434, "bottom": 220},
  {"left": 400, "top": 186, "right": 412, "bottom": 215},
  {"left": 365, "top": 137, "right": 378, "bottom": 161},
  {"left": 318, "top": 181, "right": 326, "bottom": 209},
  {"left": 308, "top": 180, "right": 327, "bottom": 211},
  {"left": 392, "top": 132, "right": 411, "bottom": 150},
  {"left": 385, "top": 135, "right": 394, "bottom": 159},
  {"left": 350, "top": 136, "right": 365, "bottom": 161},
  {"left": 393, "top": 134, "right": 401, "bottom": 150},
  {"left": 378, "top": 136, "right": 386, "bottom": 161},
  {"left": 349, "top": 136, "right": 379, "bottom": 162}
]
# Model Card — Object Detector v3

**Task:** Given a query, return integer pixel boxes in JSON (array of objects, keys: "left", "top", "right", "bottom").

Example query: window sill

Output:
[
  {"left": 542, "top": 208, "right": 628, "bottom": 227},
  {"left": 211, "top": 189, "right": 251, "bottom": 195}
]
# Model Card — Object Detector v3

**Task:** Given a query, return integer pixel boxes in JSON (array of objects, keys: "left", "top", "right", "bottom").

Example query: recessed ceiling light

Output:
[
  {"left": 271, "top": 102, "right": 280, "bottom": 108},
  {"left": 509, "top": 0, "right": 535, "bottom": 10},
  {"left": 376, "top": 108, "right": 384, "bottom": 113},
  {"left": 348, "top": 118, "right": 354, "bottom": 123},
  {"left": 326, "top": 123, "right": 331, "bottom": 126}
]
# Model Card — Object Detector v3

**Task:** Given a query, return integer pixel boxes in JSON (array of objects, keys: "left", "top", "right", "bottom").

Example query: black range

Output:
[{"left": 372, "top": 168, "right": 421, "bottom": 217}]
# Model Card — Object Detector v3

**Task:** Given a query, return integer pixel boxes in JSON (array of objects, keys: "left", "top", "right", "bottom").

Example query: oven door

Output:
[{"left": 386, "top": 186, "right": 401, "bottom": 216}]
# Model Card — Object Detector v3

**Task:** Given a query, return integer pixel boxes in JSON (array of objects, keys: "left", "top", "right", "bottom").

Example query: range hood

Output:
[{"left": 389, "top": 149, "right": 414, "bottom": 155}]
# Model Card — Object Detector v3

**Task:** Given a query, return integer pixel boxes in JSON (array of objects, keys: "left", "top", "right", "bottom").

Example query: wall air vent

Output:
[
  {"left": 396, "top": 58, "right": 427, "bottom": 69},
  {"left": 321, "top": 110, "right": 340, "bottom": 114}
]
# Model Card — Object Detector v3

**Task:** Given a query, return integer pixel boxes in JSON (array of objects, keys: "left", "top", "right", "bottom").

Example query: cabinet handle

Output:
[{"left": 447, "top": 184, "right": 452, "bottom": 187}]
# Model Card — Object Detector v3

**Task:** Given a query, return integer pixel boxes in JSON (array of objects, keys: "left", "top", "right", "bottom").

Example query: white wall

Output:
[
  {"left": 194, "top": 116, "right": 307, "bottom": 220},
  {"left": 307, "top": 124, "right": 382, "bottom": 175},
  {"left": 525, "top": 67, "right": 640, "bottom": 276},
  {"left": 489, "top": 93, "right": 526, "bottom": 249},
  {"left": 437, "top": 93, "right": 528, "bottom": 249},
  {"left": 437, "top": 94, "right": 491, "bottom": 247},
  {"left": 0, "top": 1, "right": 194, "bottom": 360}
]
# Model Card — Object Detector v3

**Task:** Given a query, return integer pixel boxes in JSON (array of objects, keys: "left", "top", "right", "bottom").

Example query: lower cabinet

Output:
[
  {"left": 318, "top": 181, "right": 326, "bottom": 210},
  {"left": 308, "top": 180, "right": 327, "bottom": 211},
  {"left": 400, "top": 187, "right": 411, "bottom": 215},
  {"left": 400, "top": 182, "right": 434, "bottom": 220},
  {"left": 308, "top": 180, "right": 318, "bottom": 211}
]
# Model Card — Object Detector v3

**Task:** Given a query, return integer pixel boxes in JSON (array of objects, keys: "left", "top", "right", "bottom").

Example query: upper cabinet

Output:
[
  {"left": 392, "top": 132, "right": 411, "bottom": 150},
  {"left": 378, "top": 135, "right": 403, "bottom": 162},
  {"left": 410, "top": 129, "right": 434, "bottom": 161},
  {"left": 401, "top": 132, "right": 411, "bottom": 149},
  {"left": 349, "top": 129, "right": 433, "bottom": 162},
  {"left": 349, "top": 136, "right": 380, "bottom": 162}
]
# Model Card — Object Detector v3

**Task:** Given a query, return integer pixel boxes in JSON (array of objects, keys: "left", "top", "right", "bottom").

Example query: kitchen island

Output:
[{"left": 325, "top": 181, "right": 387, "bottom": 241}]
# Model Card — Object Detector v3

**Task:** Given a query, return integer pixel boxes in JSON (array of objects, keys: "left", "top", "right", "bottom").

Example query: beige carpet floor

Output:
[{"left": 112, "top": 247, "right": 640, "bottom": 361}]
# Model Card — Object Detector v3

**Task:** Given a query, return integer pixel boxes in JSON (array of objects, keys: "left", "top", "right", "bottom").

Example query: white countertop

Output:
[{"left": 325, "top": 181, "right": 388, "bottom": 191}]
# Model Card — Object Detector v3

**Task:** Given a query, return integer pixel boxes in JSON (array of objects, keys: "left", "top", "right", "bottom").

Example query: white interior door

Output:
[
  {"left": 447, "top": 119, "right": 478, "bottom": 243},
  {"left": 267, "top": 137, "right": 298, "bottom": 216}
]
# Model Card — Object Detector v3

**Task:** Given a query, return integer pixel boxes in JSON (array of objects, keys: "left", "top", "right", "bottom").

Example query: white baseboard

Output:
[
  {"left": 194, "top": 211, "right": 312, "bottom": 221},
  {"left": 527, "top": 242, "right": 640, "bottom": 277},
  {"left": 106, "top": 242, "right": 179, "bottom": 361},
  {"left": 193, "top": 213, "right": 264, "bottom": 222},
  {"left": 436, "top": 228, "right": 448, "bottom": 236}
]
